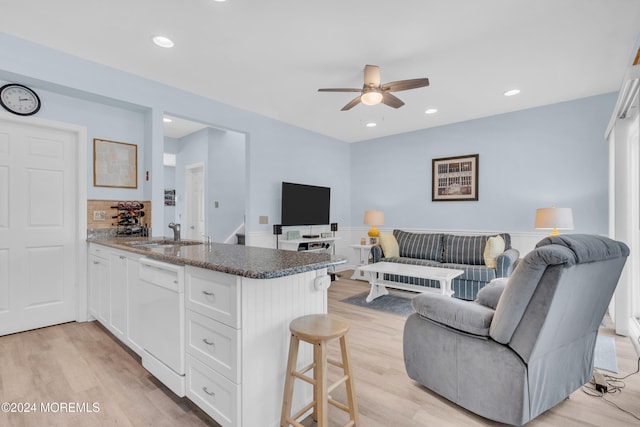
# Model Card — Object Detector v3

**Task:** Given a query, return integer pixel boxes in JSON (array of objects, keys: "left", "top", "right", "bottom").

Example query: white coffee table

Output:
[{"left": 357, "top": 261, "right": 464, "bottom": 302}]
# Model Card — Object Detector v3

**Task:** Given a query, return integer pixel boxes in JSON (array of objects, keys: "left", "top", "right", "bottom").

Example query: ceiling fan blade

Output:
[
  {"left": 382, "top": 92, "right": 405, "bottom": 109},
  {"left": 364, "top": 65, "right": 381, "bottom": 87},
  {"left": 318, "top": 88, "right": 362, "bottom": 92},
  {"left": 341, "top": 96, "right": 362, "bottom": 111},
  {"left": 382, "top": 78, "right": 430, "bottom": 92}
]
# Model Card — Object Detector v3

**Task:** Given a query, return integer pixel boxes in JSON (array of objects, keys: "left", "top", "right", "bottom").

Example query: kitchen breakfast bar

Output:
[{"left": 86, "top": 237, "right": 346, "bottom": 427}]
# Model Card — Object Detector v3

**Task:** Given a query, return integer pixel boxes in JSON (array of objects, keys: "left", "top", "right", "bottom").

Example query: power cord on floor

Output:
[{"left": 582, "top": 336, "right": 640, "bottom": 421}]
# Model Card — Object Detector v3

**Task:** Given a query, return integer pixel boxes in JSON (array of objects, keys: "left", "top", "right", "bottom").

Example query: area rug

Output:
[
  {"left": 340, "top": 291, "right": 618, "bottom": 372},
  {"left": 340, "top": 291, "right": 415, "bottom": 317}
]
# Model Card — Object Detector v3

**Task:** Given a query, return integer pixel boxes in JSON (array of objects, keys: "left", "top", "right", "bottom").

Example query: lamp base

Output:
[
  {"left": 367, "top": 225, "right": 380, "bottom": 237},
  {"left": 549, "top": 228, "right": 560, "bottom": 236}
]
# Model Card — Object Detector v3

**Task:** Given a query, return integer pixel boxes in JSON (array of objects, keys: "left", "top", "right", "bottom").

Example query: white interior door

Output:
[
  {"left": 184, "top": 163, "right": 205, "bottom": 240},
  {"left": 0, "top": 117, "right": 78, "bottom": 336}
]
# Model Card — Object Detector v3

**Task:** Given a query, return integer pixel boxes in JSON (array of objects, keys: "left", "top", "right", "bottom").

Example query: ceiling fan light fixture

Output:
[{"left": 361, "top": 91, "right": 383, "bottom": 106}]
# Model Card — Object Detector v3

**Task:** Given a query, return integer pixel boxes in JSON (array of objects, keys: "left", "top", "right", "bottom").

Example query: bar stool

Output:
[{"left": 280, "top": 314, "right": 359, "bottom": 427}]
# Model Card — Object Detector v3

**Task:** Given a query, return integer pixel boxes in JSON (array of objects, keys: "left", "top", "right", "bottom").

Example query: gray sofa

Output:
[
  {"left": 403, "top": 234, "right": 629, "bottom": 425},
  {"left": 371, "top": 230, "right": 519, "bottom": 300}
]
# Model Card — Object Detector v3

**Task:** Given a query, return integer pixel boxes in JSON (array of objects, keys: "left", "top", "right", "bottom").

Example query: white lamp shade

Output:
[
  {"left": 535, "top": 207, "right": 574, "bottom": 232},
  {"left": 364, "top": 210, "right": 384, "bottom": 226}
]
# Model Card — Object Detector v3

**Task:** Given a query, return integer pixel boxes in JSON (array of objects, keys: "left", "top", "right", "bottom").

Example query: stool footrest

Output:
[
  {"left": 328, "top": 374, "right": 349, "bottom": 394},
  {"left": 292, "top": 369, "right": 316, "bottom": 386},
  {"left": 328, "top": 397, "right": 350, "bottom": 413},
  {"left": 291, "top": 400, "right": 316, "bottom": 422},
  {"left": 328, "top": 357, "right": 344, "bottom": 368}
]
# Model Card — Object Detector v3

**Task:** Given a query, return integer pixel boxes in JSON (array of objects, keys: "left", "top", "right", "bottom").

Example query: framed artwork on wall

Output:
[
  {"left": 93, "top": 138, "right": 138, "bottom": 188},
  {"left": 432, "top": 154, "right": 479, "bottom": 201}
]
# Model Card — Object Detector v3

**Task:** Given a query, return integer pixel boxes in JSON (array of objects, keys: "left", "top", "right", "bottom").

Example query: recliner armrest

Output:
[
  {"left": 411, "top": 293, "right": 495, "bottom": 337},
  {"left": 496, "top": 248, "right": 519, "bottom": 277}
]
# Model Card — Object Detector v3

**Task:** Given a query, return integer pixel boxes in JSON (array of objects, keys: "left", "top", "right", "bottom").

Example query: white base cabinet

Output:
[
  {"left": 185, "top": 265, "right": 328, "bottom": 427},
  {"left": 87, "top": 243, "right": 143, "bottom": 355}
]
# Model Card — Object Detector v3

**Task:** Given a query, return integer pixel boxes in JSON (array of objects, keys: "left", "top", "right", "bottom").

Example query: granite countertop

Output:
[{"left": 87, "top": 237, "right": 347, "bottom": 279}]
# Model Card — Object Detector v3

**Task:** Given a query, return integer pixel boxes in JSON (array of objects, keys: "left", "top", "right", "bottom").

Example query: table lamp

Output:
[
  {"left": 535, "top": 206, "right": 574, "bottom": 236},
  {"left": 364, "top": 210, "right": 384, "bottom": 237}
]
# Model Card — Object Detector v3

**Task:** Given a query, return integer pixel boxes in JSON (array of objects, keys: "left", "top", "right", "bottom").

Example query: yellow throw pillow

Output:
[
  {"left": 484, "top": 235, "right": 505, "bottom": 268},
  {"left": 379, "top": 233, "right": 400, "bottom": 258}
]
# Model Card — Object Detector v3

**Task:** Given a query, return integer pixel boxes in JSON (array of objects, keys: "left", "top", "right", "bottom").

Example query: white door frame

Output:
[
  {"left": 0, "top": 112, "right": 88, "bottom": 322},
  {"left": 184, "top": 162, "right": 205, "bottom": 240}
]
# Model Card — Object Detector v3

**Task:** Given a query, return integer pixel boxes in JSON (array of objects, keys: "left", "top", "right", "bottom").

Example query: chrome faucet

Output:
[{"left": 168, "top": 223, "right": 181, "bottom": 241}]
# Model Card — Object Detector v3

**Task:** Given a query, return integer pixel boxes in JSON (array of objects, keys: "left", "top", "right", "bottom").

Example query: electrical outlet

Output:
[{"left": 93, "top": 211, "right": 106, "bottom": 221}]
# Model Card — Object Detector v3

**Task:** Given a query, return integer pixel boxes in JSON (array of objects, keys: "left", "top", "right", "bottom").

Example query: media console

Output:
[{"left": 278, "top": 236, "right": 340, "bottom": 253}]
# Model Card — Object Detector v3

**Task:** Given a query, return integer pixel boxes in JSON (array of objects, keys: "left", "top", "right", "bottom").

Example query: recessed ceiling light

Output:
[
  {"left": 163, "top": 117, "right": 173, "bottom": 123},
  {"left": 504, "top": 89, "right": 521, "bottom": 97},
  {"left": 365, "top": 122, "right": 377, "bottom": 128},
  {"left": 425, "top": 108, "right": 438, "bottom": 114},
  {"left": 213, "top": 0, "right": 227, "bottom": 2},
  {"left": 152, "top": 36, "right": 174, "bottom": 48}
]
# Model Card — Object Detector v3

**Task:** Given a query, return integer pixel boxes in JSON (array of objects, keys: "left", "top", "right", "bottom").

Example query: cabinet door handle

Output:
[
  {"left": 119, "top": 255, "right": 126, "bottom": 260},
  {"left": 93, "top": 261, "right": 99, "bottom": 265},
  {"left": 202, "top": 338, "right": 215, "bottom": 346},
  {"left": 202, "top": 290, "right": 215, "bottom": 297},
  {"left": 202, "top": 386, "right": 215, "bottom": 397}
]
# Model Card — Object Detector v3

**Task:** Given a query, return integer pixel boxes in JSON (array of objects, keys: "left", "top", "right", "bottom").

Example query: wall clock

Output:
[{"left": 0, "top": 84, "right": 41, "bottom": 116}]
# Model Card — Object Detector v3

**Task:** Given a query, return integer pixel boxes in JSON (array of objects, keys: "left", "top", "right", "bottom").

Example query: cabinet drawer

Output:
[
  {"left": 187, "top": 355, "right": 240, "bottom": 427},
  {"left": 88, "top": 243, "right": 108, "bottom": 258},
  {"left": 139, "top": 258, "right": 183, "bottom": 292},
  {"left": 186, "top": 267, "right": 240, "bottom": 328},
  {"left": 186, "top": 310, "right": 240, "bottom": 383}
]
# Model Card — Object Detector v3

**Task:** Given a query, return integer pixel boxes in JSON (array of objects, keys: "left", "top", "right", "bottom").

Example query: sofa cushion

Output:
[
  {"left": 441, "top": 262, "right": 496, "bottom": 283},
  {"left": 412, "top": 293, "right": 494, "bottom": 337},
  {"left": 443, "top": 235, "right": 490, "bottom": 265},
  {"left": 379, "top": 233, "right": 399, "bottom": 258},
  {"left": 393, "top": 230, "right": 443, "bottom": 261},
  {"left": 484, "top": 235, "right": 506, "bottom": 268}
]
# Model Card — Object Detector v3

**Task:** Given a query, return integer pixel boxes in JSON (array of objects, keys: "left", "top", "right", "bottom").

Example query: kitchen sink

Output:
[{"left": 124, "top": 240, "right": 204, "bottom": 249}]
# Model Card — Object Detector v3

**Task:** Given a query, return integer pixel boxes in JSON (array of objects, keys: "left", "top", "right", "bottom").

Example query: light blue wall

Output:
[
  {"left": 0, "top": 33, "right": 351, "bottom": 238},
  {"left": 207, "top": 128, "right": 245, "bottom": 241},
  {"left": 351, "top": 94, "right": 616, "bottom": 234},
  {"left": 174, "top": 129, "right": 209, "bottom": 233}
]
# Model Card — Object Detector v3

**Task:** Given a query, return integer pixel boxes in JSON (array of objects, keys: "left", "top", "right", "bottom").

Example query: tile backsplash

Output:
[{"left": 87, "top": 199, "right": 152, "bottom": 230}]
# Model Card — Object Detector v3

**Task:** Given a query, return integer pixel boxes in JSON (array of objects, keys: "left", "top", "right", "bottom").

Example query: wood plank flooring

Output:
[{"left": 0, "top": 270, "right": 638, "bottom": 426}]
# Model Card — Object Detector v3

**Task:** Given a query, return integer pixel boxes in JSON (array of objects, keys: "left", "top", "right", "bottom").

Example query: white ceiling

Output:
[{"left": 3, "top": 0, "right": 640, "bottom": 142}]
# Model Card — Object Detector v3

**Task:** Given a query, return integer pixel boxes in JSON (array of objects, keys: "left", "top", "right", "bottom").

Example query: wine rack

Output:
[{"left": 111, "top": 201, "right": 149, "bottom": 236}]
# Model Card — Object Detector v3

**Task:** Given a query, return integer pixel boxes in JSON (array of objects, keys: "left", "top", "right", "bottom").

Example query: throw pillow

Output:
[
  {"left": 476, "top": 278, "right": 508, "bottom": 309},
  {"left": 378, "top": 233, "right": 400, "bottom": 258},
  {"left": 483, "top": 235, "right": 505, "bottom": 268}
]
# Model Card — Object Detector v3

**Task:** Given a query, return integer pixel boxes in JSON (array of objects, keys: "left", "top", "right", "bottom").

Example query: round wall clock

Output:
[{"left": 0, "top": 84, "right": 41, "bottom": 116}]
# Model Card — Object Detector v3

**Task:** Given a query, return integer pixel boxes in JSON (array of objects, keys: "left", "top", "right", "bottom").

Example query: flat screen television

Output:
[{"left": 281, "top": 182, "right": 330, "bottom": 226}]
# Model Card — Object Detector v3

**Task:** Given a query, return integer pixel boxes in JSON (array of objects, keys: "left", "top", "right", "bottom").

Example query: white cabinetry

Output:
[
  {"left": 88, "top": 244, "right": 109, "bottom": 321},
  {"left": 185, "top": 267, "right": 241, "bottom": 427},
  {"left": 184, "top": 266, "right": 329, "bottom": 427},
  {"left": 87, "top": 243, "right": 143, "bottom": 355}
]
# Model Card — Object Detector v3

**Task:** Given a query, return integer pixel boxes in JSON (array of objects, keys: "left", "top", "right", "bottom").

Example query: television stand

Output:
[{"left": 278, "top": 236, "right": 340, "bottom": 253}]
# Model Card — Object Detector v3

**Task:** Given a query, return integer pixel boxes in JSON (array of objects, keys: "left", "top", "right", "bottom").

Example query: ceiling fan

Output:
[{"left": 318, "top": 64, "right": 429, "bottom": 111}]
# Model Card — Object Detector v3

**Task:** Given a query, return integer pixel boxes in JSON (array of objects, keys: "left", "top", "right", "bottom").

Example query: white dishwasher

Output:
[{"left": 139, "top": 257, "right": 186, "bottom": 396}]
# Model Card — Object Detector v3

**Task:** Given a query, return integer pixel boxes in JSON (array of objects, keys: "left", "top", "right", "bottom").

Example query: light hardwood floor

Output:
[{"left": 0, "top": 271, "right": 638, "bottom": 426}]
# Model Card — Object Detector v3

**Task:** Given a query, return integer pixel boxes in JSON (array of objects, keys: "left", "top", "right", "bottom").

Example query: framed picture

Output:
[
  {"left": 93, "top": 138, "right": 138, "bottom": 188},
  {"left": 432, "top": 154, "right": 479, "bottom": 201}
]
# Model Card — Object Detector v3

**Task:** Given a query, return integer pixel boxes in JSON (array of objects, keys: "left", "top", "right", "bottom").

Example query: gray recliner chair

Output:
[{"left": 403, "top": 234, "right": 629, "bottom": 425}]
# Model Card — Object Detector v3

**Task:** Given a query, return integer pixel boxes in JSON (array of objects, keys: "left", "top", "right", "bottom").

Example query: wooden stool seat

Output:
[{"left": 281, "top": 314, "right": 359, "bottom": 427}]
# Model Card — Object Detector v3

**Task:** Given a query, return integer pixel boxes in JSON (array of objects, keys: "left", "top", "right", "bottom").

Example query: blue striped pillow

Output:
[{"left": 393, "top": 230, "right": 443, "bottom": 261}]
